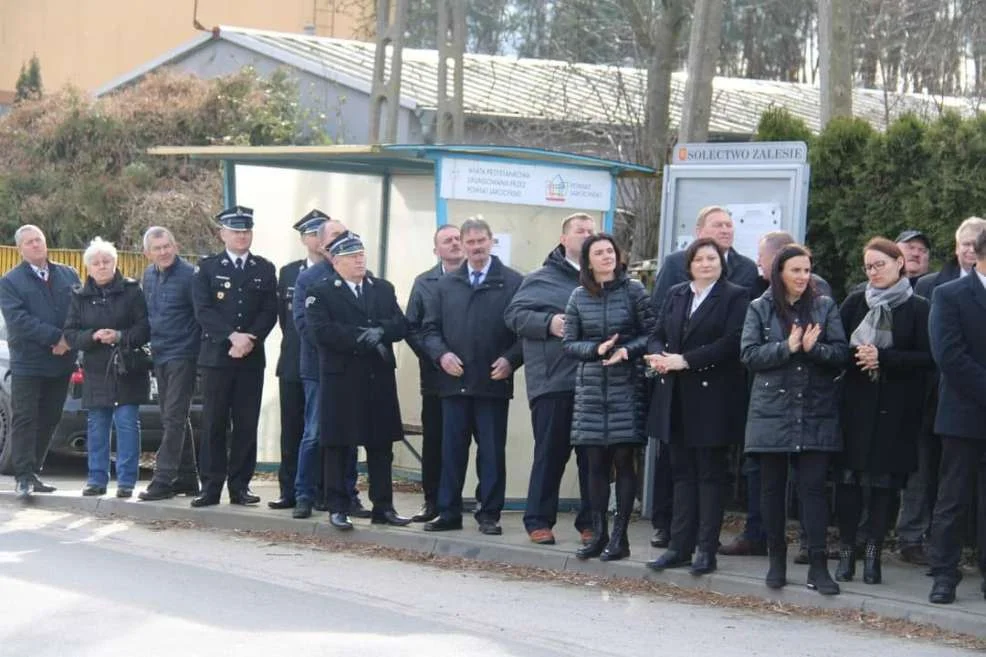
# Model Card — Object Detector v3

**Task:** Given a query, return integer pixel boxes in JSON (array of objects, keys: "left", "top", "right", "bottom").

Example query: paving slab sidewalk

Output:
[{"left": 3, "top": 474, "right": 986, "bottom": 638}]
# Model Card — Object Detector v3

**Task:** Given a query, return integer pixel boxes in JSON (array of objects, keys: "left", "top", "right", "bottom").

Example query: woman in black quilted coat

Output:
[{"left": 563, "top": 234, "right": 654, "bottom": 561}]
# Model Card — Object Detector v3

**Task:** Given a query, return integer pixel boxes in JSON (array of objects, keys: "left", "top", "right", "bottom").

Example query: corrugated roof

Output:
[{"left": 102, "top": 25, "right": 981, "bottom": 134}]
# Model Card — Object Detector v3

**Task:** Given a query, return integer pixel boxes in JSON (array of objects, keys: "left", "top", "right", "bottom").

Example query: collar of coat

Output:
[
  {"left": 75, "top": 271, "right": 137, "bottom": 297},
  {"left": 450, "top": 255, "right": 505, "bottom": 285}
]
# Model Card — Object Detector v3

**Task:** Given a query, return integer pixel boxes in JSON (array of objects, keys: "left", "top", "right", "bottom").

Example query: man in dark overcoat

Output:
[
  {"left": 927, "top": 228, "right": 986, "bottom": 604},
  {"left": 303, "top": 231, "right": 411, "bottom": 530}
]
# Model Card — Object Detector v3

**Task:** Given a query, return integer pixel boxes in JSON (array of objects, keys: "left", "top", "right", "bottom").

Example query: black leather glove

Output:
[{"left": 356, "top": 326, "right": 385, "bottom": 349}]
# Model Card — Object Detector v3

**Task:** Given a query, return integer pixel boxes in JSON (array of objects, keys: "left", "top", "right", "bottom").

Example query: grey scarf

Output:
[{"left": 850, "top": 276, "right": 912, "bottom": 380}]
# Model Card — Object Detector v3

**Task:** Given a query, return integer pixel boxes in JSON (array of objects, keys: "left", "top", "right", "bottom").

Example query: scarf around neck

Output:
[{"left": 850, "top": 276, "right": 912, "bottom": 379}]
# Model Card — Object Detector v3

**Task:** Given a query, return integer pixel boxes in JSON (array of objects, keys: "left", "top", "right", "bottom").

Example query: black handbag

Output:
[{"left": 110, "top": 344, "right": 153, "bottom": 376}]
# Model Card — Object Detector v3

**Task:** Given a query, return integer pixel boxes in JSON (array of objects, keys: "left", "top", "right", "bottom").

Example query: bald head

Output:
[{"left": 318, "top": 219, "right": 347, "bottom": 257}]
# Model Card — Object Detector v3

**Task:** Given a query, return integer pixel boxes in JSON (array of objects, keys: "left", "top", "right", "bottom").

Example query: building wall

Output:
[{"left": 0, "top": 0, "right": 371, "bottom": 94}]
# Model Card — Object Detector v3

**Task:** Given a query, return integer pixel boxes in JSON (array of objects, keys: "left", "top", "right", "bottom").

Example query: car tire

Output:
[{"left": 0, "top": 387, "right": 13, "bottom": 476}]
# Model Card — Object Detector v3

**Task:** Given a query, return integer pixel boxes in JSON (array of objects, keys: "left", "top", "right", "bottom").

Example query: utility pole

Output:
[
  {"left": 678, "top": 0, "right": 725, "bottom": 142},
  {"left": 436, "top": 0, "right": 466, "bottom": 143},
  {"left": 818, "top": 0, "right": 853, "bottom": 127},
  {"left": 368, "top": 0, "right": 408, "bottom": 143}
]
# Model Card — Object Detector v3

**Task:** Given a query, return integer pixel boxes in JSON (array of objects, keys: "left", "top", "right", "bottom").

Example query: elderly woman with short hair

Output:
[{"left": 64, "top": 238, "right": 150, "bottom": 497}]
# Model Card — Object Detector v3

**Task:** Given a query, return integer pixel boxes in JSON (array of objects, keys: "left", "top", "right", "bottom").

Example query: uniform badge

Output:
[
  {"left": 305, "top": 296, "right": 316, "bottom": 307},
  {"left": 217, "top": 292, "right": 225, "bottom": 300},
  {"left": 334, "top": 279, "right": 342, "bottom": 287},
  {"left": 287, "top": 302, "right": 293, "bottom": 310},
  {"left": 224, "top": 281, "right": 231, "bottom": 289},
  {"left": 193, "top": 265, "right": 200, "bottom": 274},
  {"left": 221, "top": 258, "right": 229, "bottom": 266}
]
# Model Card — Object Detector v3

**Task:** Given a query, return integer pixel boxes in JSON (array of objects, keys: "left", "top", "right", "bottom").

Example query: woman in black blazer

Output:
[
  {"left": 644, "top": 238, "right": 749, "bottom": 575},
  {"left": 835, "top": 237, "right": 932, "bottom": 585}
]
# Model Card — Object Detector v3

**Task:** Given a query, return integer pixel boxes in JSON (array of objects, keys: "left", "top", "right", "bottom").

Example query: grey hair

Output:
[
  {"left": 460, "top": 216, "right": 492, "bottom": 238},
  {"left": 956, "top": 217, "right": 986, "bottom": 242},
  {"left": 759, "top": 231, "right": 796, "bottom": 254},
  {"left": 142, "top": 226, "right": 175, "bottom": 251},
  {"left": 82, "top": 237, "right": 118, "bottom": 266},
  {"left": 14, "top": 224, "right": 45, "bottom": 247}
]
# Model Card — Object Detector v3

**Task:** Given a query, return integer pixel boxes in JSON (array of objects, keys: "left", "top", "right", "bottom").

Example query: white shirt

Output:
[
  {"left": 30, "top": 263, "right": 49, "bottom": 279},
  {"left": 976, "top": 267, "right": 986, "bottom": 291},
  {"left": 468, "top": 258, "right": 493, "bottom": 286},
  {"left": 226, "top": 250, "right": 249, "bottom": 267},
  {"left": 961, "top": 266, "right": 971, "bottom": 278},
  {"left": 305, "top": 258, "right": 317, "bottom": 269},
  {"left": 689, "top": 281, "right": 716, "bottom": 316},
  {"left": 566, "top": 257, "right": 581, "bottom": 271},
  {"left": 344, "top": 278, "right": 364, "bottom": 298}
]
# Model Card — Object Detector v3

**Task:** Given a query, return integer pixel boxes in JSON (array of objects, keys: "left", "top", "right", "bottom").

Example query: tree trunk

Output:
[
  {"left": 819, "top": 0, "right": 853, "bottom": 127},
  {"left": 679, "top": 0, "right": 726, "bottom": 142}
]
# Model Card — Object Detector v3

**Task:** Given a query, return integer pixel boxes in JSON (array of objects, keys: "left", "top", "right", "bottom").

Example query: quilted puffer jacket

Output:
[{"left": 563, "top": 272, "right": 654, "bottom": 447}]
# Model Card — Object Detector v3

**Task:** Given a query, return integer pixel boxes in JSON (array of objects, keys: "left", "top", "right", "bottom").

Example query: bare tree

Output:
[
  {"left": 819, "top": 0, "right": 853, "bottom": 126},
  {"left": 679, "top": 0, "right": 725, "bottom": 141}
]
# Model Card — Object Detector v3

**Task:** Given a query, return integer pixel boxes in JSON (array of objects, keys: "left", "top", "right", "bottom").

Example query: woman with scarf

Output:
[{"left": 835, "top": 237, "right": 932, "bottom": 584}]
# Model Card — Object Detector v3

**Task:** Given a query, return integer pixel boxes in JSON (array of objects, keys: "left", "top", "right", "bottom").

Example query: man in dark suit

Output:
[
  {"left": 190, "top": 206, "right": 278, "bottom": 507},
  {"left": 303, "top": 231, "right": 412, "bottom": 530},
  {"left": 421, "top": 217, "right": 524, "bottom": 536},
  {"left": 0, "top": 225, "right": 80, "bottom": 499},
  {"left": 405, "top": 223, "right": 466, "bottom": 523},
  {"left": 268, "top": 209, "right": 330, "bottom": 511},
  {"left": 927, "top": 228, "right": 986, "bottom": 604},
  {"left": 648, "top": 206, "right": 758, "bottom": 548}
]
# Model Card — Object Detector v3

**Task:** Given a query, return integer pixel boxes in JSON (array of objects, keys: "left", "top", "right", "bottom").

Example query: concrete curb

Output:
[{"left": 5, "top": 491, "right": 986, "bottom": 639}]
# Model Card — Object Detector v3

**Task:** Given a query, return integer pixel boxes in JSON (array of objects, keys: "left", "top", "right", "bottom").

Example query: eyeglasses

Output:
[{"left": 863, "top": 261, "right": 890, "bottom": 273}]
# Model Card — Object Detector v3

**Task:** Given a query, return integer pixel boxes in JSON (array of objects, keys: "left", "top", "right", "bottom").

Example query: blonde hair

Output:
[{"left": 695, "top": 206, "right": 731, "bottom": 231}]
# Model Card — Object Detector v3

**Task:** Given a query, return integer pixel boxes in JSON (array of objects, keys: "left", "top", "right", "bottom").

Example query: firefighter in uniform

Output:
[{"left": 191, "top": 206, "right": 278, "bottom": 507}]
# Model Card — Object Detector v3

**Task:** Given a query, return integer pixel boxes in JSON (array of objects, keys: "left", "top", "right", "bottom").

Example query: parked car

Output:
[{"left": 0, "top": 314, "right": 203, "bottom": 475}]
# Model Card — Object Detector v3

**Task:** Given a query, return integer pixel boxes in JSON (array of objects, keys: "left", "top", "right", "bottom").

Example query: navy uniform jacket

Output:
[
  {"left": 292, "top": 260, "right": 334, "bottom": 381},
  {"left": 276, "top": 259, "right": 307, "bottom": 382},
  {"left": 192, "top": 251, "right": 277, "bottom": 369},
  {"left": 0, "top": 260, "right": 80, "bottom": 377}
]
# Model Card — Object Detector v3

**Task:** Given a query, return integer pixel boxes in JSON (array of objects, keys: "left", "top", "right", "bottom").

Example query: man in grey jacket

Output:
[{"left": 505, "top": 213, "right": 595, "bottom": 545}]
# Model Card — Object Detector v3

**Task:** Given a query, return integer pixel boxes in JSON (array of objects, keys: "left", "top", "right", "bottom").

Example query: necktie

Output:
[
  {"left": 471, "top": 271, "right": 482, "bottom": 288},
  {"left": 235, "top": 257, "right": 243, "bottom": 270},
  {"left": 38, "top": 268, "right": 48, "bottom": 282},
  {"left": 355, "top": 283, "right": 362, "bottom": 300}
]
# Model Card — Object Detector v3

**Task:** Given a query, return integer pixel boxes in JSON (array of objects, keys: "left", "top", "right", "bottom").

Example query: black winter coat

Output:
[
  {"left": 304, "top": 272, "right": 407, "bottom": 448},
  {"left": 275, "top": 259, "right": 306, "bottom": 382},
  {"left": 838, "top": 291, "right": 932, "bottom": 475},
  {"left": 742, "top": 292, "right": 850, "bottom": 454},
  {"left": 646, "top": 280, "right": 748, "bottom": 448},
  {"left": 564, "top": 272, "right": 654, "bottom": 447},
  {"left": 405, "top": 263, "right": 446, "bottom": 396},
  {"left": 63, "top": 272, "right": 151, "bottom": 408},
  {"left": 421, "top": 256, "right": 524, "bottom": 399}
]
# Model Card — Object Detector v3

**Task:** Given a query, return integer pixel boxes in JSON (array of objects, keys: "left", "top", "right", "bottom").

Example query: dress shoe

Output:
[
  {"left": 15, "top": 478, "right": 32, "bottom": 500},
  {"left": 650, "top": 527, "right": 670, "bottom": 548},
  {"left": 806, "top": 549, "right": 840, "bottom": 596},
  {"left": 528, "top": 528, "right": 556, "bottom": 545},
  {"left": 646, "top": 549, "right": 692, "bottom": 571},
  {"left": 478, "top": 520, "right": 503, "bottom": 535},
  {"left": 329, "top": 512, "right": 354, "bottom": 530},
  {"left": 138, "top": 483, "right": 176, "bottom": 501},
  {"left": 718, "top": 535, "right": 767, "bottom": 557},
  {"left": 349, "top": 498, "right": 372, "bottom": 519},
  {"left": 835, "top": 546, "right": 856, "bottom": 582},
  {"left": 690, "top": 551, "right": 717, "bottom": 576},
  {"left": 766, "top": 545, "right": 788, "bottom": 589},
  {"left": 173, "top": 478, "right": 201, "bottom": 496},
  {"left": 82, "top": 485, "right": 107, "bottom": 497},
  {"left": 411, "top": 503, "right": 439, "bottom": 523},
  {"left": 268, "top": 497, "right": 296, "bottom": 510},
  {"left": 116, "top": 487, "right": 133, "bottom": 499},
  {"left": 31, "top": 476, "right": 56, "bottom": 494},
  {"left": 898, "top": 543, "right": 929, "bottom": 566},
  {"left": 424, "top": 516, "right": 464, "bottom": 532},
  {"left": 292, "top": 500, "right": 313, "bottom": 519},
  {"left": 190, "top": 493, "right": 221, "bottom": 508},
  {"left": 229, "top": 490, "right": 261, "bottom": 505},
  {"left": 929, "top": 580, "right": 957, "bottom": 604},
  {"left": 371, "top": 509, "right": 413, "bottom": 526}
]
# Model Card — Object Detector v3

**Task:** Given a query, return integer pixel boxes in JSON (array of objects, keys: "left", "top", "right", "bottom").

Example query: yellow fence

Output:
[{"left": 0, "top": 246, "right": 196, "bottom": 280}]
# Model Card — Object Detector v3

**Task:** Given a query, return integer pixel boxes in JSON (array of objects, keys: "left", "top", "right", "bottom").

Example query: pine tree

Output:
[{"left": 14, "top": 54, "right": 43, "bottom": 101}]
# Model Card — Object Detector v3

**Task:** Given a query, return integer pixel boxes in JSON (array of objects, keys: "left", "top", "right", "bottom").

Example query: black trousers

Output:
[
  {"left": 277, "top": 378, "right": 305, "bottom": 501},
  {"left": 150, "top": 359, "right": 198, "bottom": 485},
  {"left": 584, "top": 444, "right": 638, "bottom": 518},
  {"left": 650, "top": 441, "right": 674, "bottom": 530},
  {"left": 324, "top": 445, "right": 394, "bottom": 514},
  {"left": 523, "top": 393, "right": 591, "bottom": 533},
  {"left": 198, "top": 366, "right": 263, "bottom": 496},
  {"left": 10, "top": 374, "right": 70, "bottom": 481},
  {"left": 420, "top": 394, "right": 443, "bottom": 506},
  {"left": 760, "top": 451, "right": 831, "bottom": 552},
  {"left": 929, "top": 436, "right": 986, "bottom": 583},
  {"left": 669, "top": 443, "right": 729, "bottom": 555},
  {"left": 837, "top": 482, "right": 895, "bottom": 548}
]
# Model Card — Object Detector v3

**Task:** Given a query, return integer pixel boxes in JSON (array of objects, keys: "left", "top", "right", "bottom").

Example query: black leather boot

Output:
[
  {"left": 863, "top": 541, "right": 882, "bottom": 584},
  {"left": 600, "top": 513, "right": 630, "bottom": 561},
  {"left": 766, "top": 543, "right": 788, "bottom": 589},
  {"left": 834, "top": 545, "right": 855, "bottom": 582},
  {"left": 576, "top": 513, "right": 609, "bottom": 560},
  {"left": 807, "top": 548, "right": 841, "bottom": 595}
]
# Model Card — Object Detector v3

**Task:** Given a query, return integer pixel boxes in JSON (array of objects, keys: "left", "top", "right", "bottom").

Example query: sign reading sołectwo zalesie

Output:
[
  {"left": 439, "top": 157, "right": 612, "bottom": 211},
  {"left": 673, "top": 141, "right": 808, "bottom": 165}
]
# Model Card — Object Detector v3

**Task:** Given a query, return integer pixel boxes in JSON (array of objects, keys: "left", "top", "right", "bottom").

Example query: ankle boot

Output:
[
  {"left": 834, "top": 545, "right": 855, "bottom": 582},
  {"left": 576, "top": 512, "right": 609, "bottom": 560},
  {"left": 766, "top": 544, "right": 787, "bottom": 589},
  {"left": 806, "top": 548, "right": 841, "bottom": 595},
  {"left": 600, "top": 513, "right": 630, "bottom": 561},
  {"left": 863, "top": 541, "right": 882, "bottom": 584}
]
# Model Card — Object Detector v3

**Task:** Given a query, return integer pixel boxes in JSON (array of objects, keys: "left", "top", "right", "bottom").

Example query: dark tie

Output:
[
  {"left": 355, "top": 283, "right": 362, "bottom": 300},
  {"left": 38, "top": 268, "right": 48, "bottom": 282},
  {"left": 471, "top": 271, "right": 482, "bottom": 288},
  {"left": 235, "top": 257, "right": 243, "bottom": 270}
]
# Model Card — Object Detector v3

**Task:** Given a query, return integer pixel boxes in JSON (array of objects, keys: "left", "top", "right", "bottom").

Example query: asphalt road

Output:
[{"left": 0, "top": 505, "right": 977, "bottom": 657}]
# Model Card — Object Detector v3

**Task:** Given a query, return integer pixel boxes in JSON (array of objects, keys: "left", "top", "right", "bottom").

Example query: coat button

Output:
[
  {"left": 796, "top": 366, "right": 802, "bottom": 371},
  {"left": 701, "top": 381, "right": 708, "bottom": 387}
]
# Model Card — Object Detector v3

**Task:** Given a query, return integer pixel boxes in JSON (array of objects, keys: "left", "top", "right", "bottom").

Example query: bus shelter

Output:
[{"left": 149, "top": 143, "right": 656, "bottom": 506}]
